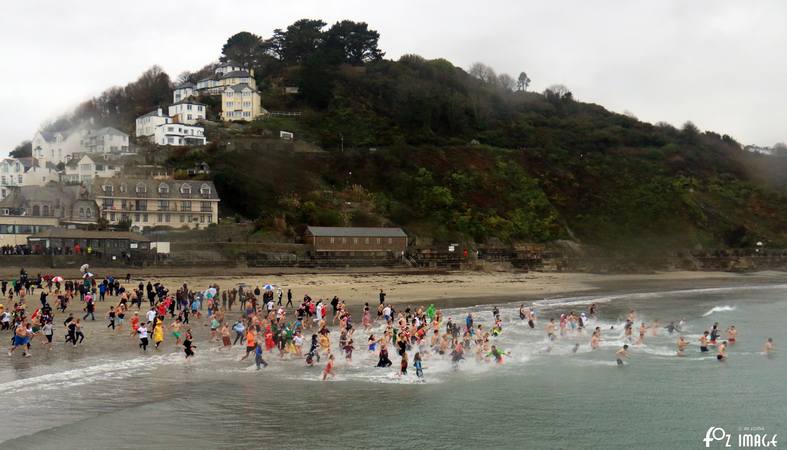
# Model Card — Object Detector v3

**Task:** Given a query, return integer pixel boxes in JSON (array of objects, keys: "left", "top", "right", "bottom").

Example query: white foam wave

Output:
[{"left": 702, "top": 306, "right": 736, "bottom": 317}]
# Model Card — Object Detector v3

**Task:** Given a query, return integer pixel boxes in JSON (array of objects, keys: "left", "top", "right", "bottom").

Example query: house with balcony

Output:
[
  {"left": 173, "top": 81, "right": 196, "bottom": 103},
  {"left": 91, "top": 177, "right": 220, "bottom": 230},
  {"left": 153, "top": 123, "right": 206, "bottom": 146},
  {"left": 63, "top": 154, "right": 120, "bottom": 184},
  {"left": 135, "top": 108, "right": 172, "bottom": 138},
  {"left": 0, "top": 158, "right": 57, "bottom": 199},
  {"left": 221, "top": 84, "right": 265, "bottom": 121},
  {"left": 168, "top": 99, "right": 206, "bottom": 125},
  {"left": 82, "top": 127, "right": 129, "bottom": 154}
]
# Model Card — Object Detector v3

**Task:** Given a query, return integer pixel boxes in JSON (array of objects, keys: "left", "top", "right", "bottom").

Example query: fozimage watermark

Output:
[{"left": 704, "top": 426, "right": 778, "bottom": 448}]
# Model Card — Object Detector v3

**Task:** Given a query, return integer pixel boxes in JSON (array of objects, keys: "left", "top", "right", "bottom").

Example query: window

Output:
[
  {"left": 353, "top": 238, "right": 358, "bottom": 244},
  {"left": 179, "top": 214, "right": 185, "bottom": 223},
  {"left": 388, "top": 238, "right": 393, "bottom": 244},
  {"left": 330, "top": 237, "right": 335, "bottom": 244},
  {"left": 376, "top": 238, "right": 381, "bottom": 244},
  {"left": 42, "top": 205, "right": 50, "bottom": 216},
  {"left": 157, "top": 213, "right": 163, "bottom": 222},
  {"left": 200, "top": 201, "right": 211, "bottom": 212},
  {"left": 187, "top": 104, "right": 192, "bottom": 110},
  {"left": 110, "top": 212, "right": 116, "bottom": 221},
  {"left": 341, "top": 238, "right": 346, "bottom": 244},
  {"left": 142, "top": 214, "right": 148, "bottom": 222},
  {"left": 17, "top": 175, "right": 22, "bottom": 183},
  {"left": 158, "top": 200, "right": 169, "bottom": 211},
  {"left": 365, "top": 238, "right": 369, "bottom": 244},
  {"left": 79, "top": 208, "right": 85, "bottom": 218},
  {"left": 136, "top": 182, "right": 146, "bottom": 193},
  {"left": 165, "top": 214, "right": 171, "bottom": 222},
  {"left": 134, "top": 213, "right": 140, "bottom": 222},
  {"left": 158, "top": 183, "right": 169, "bottom": 194},
  {"left": 199, "top": 184, "right": 211, "bottom": 195},
  {"left": 103, "top": 199, "right": 114, "bottom": 208},
  {"left": 181, "top": 184, "right": 192, "bottom": 194},
  {"left": 180, "top": 201, "right": 191, "bottom": 211},
  {"left": 119, "top": 184, "right": 126, "bottom": 193}
]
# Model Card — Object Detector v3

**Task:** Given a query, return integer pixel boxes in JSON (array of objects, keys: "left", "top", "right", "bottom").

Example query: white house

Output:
[
  {"left": 195, "top": 64, "right": 256, "bottom": 95},
  {"left": 63, "top": 154, "right": 120, "bottom": 184},
  {"left": 136, "top": 109, "right": 172, "bottom": 138},
  {"left": 82, "top": 127, "right": 129, "bottom": 154},
  {"left": 168, "top": 100, "right": 206, "bottom": 125},
  {"left": 31, "top": 129, "right": 88, "bottom": 167},
  {"left": 173, "top": 82, "right": 195, "bottom": 103},
  {"left": 0, "top": 158, "right": 57, "bottom": 199},
  {"left": 154, "top": 123, "right": 206, "bottom": 146},
  {"left": 215, "top": 61, "right": 245, "bottom": 76}
]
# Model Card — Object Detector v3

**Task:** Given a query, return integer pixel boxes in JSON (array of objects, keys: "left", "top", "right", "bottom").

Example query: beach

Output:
[{"left": 1, "top": 269, "right": 785, "bottom": 449}]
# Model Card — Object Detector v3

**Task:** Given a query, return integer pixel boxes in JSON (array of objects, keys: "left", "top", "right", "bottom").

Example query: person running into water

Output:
[
  {"left": 255, "top": 341, "right": 268, "bottom": 370},
  {"left": 487, "top": 345, "right": 507, "bottom": 364},
  {"left": 322, "top": 354, "right": 335, "bottom": 380},
  {"left": 399, "top": 352, "right": 408, "bottom": 376},
  {"left": 138, "top": 323, "right": 149, "bottom": 351},
  {"left": 377, "top": 344, "right": 393, "bottom": 367},
  {"left": 414, "top": 352, "right": 424, "bottom": 381},
  {"left": 183, "top": 331, "right": 195, "bottom": 359},
  {"left": 8, "top": 322, "right": 32, "bottom": 357},
  {"left": 616, "top": 344, "right": 629, "bottom": 366}
]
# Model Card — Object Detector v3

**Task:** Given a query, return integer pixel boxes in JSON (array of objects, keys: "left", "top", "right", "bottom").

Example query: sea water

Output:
[{"left": 1, "top": 283, "right": 785, "bottom": 449}]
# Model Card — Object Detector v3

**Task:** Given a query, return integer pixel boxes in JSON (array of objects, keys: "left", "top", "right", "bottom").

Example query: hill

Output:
[{"left": 30, "top": 19, "right": 787, "bottom": 253}]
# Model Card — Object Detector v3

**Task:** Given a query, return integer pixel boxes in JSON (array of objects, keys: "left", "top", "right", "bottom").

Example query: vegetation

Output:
[{"left": 23, "top": 19, "right": 787, "bottom": 251}]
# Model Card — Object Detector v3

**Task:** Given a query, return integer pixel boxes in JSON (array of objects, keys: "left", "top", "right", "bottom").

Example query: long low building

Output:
[
  {"left": 0, "top": 216, "right": 59, "bottom": 246},
  {"left": 27, "top": 228, "right": 151, "bottom": 256},
  {"left": 304, "top": 226, "right": 408, "bottom": 257}
]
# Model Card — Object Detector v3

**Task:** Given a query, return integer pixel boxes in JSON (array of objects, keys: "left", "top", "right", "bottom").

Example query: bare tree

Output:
[
  {"left": 544, "top": 84, "right": 572, "bottom": 101},
  {"left": 469, "top": 62, "right": 497, "bottom": 84},
  {"left": 498, "top": 73, "right": 515, "bottom": 91}
]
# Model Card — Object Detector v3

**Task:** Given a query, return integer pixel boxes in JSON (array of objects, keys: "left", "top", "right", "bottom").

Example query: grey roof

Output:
[
  {"left": 92, "top": 127, "right": 128, "bottom": 137},
  {"left": 306, "top": 226, "right": 407, "bottom": 238},
  {"left": 90, "top": 177, "right": 220, "bottom": 200},
  {"left": 139, "top": 109, "right": 165, "bottom": 118},
  {"left": 172, "top": 97, "right": 206, "bottom": 106},
  {"left": 28, "top": 228, "right": 150, "bottom": 242},
  {"left": 227, "top": 83, "right": 254, "bottom": 92},
  {"left": 175, "top": 82, "right": 195, "bottom": 89},
  {"left": 221, "top": 70, "right": 251, "bottom": 79}
]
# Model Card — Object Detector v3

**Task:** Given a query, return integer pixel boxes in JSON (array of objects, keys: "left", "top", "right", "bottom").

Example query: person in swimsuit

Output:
[
  {"left": 763, "top": 338, "right": 774, "bottom": 357},
  {"left": 699, "top": 331, "right": 710, "bottom": 353},
  {"left": 677, "top": 336, "right": 688, "bottom": 356},
  {"left": 716, "top": 341, "right": 728, "bottom": 361},
  {"left": 616, "top": 344, "right": 629, "bottom": 366},
  {"left": 322, "top": 354, "right": 335, "bottom": 380},
  {"left": 377, "top": 345, "right": 393, "bottom": 367},
  {"left": 399, "top": 352, "right": 408, "bottom": 376},
  {"left": 546, "top": 319, "right": 556, "bottom": 341},
  {"left": 726, "top": 325, "right": 737, "bottom": 344}
]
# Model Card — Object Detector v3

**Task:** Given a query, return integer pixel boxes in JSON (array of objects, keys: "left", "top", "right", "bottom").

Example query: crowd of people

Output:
[{"left": 0, "top": 267, "right": 777, "bottom": 379}]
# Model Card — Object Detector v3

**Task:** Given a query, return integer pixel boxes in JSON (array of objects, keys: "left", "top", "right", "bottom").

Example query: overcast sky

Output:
[{"left": 2, "top": 0, "right": 786, "bottom": 154}]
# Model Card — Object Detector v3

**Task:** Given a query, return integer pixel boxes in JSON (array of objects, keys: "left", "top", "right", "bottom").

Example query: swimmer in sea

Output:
[
  {"left": 665, "top": 321, "right": 677, "bottom": 334},
  {"left": 716, "top": 341, "right": 727, "bottom": 361},
  {"left": 616, "top": 344, "right": 629, "bottom": 366},
  {"left": 546, "top": 319, "right": 556, "bottom": 341},
  {"left": 699, "top": 331, "right": 710, "bottom": 353},
  {"left": 572, "top": 342, "right": 580, "bottom": 353},
  {"left": 726, "top": 325, "right": 737, "bottom": 345},
  {"left": 676, "top": 336, "right": 688, "bottom": 356},
  {"left": 590, "top": 327, "right": 601, "bottom": 350},
  {"left": 519, "top": 305, "right": 526, "bottom": 320},
  {"left": 763, "top": 338, "right": 774, "bottom": 357},
  {"left": 636, "top": 322, "right": 646, "bottom": 345}
]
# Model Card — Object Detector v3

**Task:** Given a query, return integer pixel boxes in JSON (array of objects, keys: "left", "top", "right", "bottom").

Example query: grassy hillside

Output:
[{"left": 37, "top": 21, "right": 787, "bottom": 251}]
